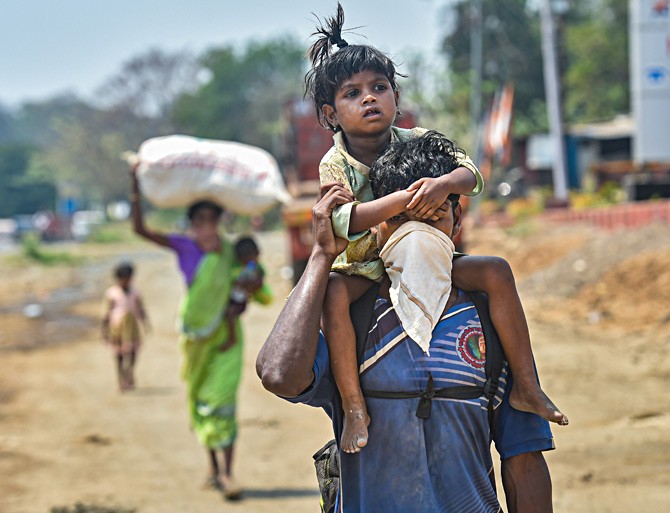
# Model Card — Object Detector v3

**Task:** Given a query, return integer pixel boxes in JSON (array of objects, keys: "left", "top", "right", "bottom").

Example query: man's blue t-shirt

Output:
[{"left": 287, "top": 290, "right": 554, "bottom": 513}]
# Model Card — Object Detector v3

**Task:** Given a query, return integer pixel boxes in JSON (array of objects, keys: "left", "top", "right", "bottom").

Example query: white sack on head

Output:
[{"left": 128, "top": 135, "right": 291, "bottom": 215}]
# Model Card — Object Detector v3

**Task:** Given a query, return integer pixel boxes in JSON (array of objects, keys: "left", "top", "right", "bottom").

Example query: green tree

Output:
[
  {"left": 0, "top": 105, "right": 15, "bottom": 143},
  {"left": 13, "top": 94, "right": 94, "bottom": 147},
  {"left": 563, "top": 0, "right": 629, "bottom": 122},
  {"left": 22, "top": 50, "right": 201, "bottom": 206},
  {"left": 29, "top": 105, "right": 145, "bottom": 205},
  {"left": 97, "top": 48, "right": 200, "bottom": 135},
  {"left": 438, "top": 0, "right": 546, "bottom": 138},
  {"left": 0, "top": 144, "right": 56, "bottom": 217},
  {"left": 172, "top": 37, "right": 306, "bottom": 151}
]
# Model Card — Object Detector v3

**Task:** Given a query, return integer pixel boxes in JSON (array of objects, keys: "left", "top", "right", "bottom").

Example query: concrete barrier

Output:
[{"left": 480, "top": 200, "right": 670, "bottom": 230}]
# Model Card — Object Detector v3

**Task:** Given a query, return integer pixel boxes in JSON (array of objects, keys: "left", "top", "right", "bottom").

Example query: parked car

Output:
[
  {"left": 71, "top": 210, "right": 105, "bottom": 241},
  {"left": 11, "top": 215, "right": 38, "bottom": 242}
]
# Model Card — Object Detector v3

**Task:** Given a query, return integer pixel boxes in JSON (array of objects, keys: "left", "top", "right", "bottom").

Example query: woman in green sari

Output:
[{"left": 130, "top": 166, "right": 269, "bottom": 499}]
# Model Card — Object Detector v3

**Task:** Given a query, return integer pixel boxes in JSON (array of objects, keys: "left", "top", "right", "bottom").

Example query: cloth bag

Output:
[{"left": 127, "top": 135, "right": 291, "bottom": 214}]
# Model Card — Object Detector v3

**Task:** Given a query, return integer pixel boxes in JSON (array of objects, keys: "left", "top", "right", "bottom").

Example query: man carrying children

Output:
[{"left": 257, "top": 132, "right": 556, "bottom": 513}]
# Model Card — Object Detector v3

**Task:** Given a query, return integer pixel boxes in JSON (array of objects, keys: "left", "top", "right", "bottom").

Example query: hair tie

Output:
[{"left": 330, "top": 35, "right": 348, "bottom": 48}]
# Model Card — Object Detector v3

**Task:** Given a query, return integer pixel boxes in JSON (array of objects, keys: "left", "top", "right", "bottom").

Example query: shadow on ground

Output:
[{"left": 242, "top": 488, "right": 320, "bottom": 499}]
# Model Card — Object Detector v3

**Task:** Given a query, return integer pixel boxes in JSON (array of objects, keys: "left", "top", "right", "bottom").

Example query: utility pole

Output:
[
  {"left": 470, "top": 0, "right": 483, "bottom": 146},
  {"left": 540, "top": 0, "right": 569, "bottom": 202}
]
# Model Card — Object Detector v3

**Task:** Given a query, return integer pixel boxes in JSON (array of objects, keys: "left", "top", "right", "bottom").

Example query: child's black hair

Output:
[
  {"left": 370, "top": 131, "right": 463, "bottom": 208},
  {"left": 187, "top": 200, "right": 223, "bottom": 221},
  {"left": 114, "top": 262, "right": 134, "bottom": 280},
  {"left": 235, "top": 236, "right": 259, "bottom": 260},
  {"left": 305, "top": 2, "right": 405, "bottom": 131}
]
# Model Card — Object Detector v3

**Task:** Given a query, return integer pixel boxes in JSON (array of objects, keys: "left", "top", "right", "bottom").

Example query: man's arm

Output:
[
  {"left": 501, "top": 451, "right": 553, "bottom": 513},
  {"left": 256, "top": 184, "right": 352, "bottom": 397}
]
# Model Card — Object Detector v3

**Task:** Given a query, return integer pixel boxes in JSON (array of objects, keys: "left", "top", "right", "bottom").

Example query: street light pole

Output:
[
  {"left": 469, "top": 0, "right": 483, "bottom": 142},
  {"left": 540, "top": 0, "right": 569, "bottom": 202}
]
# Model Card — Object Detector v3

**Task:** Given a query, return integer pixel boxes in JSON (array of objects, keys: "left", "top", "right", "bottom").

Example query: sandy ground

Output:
[{"left": 1, "top": 223, "right": 669, "bottom": 513}]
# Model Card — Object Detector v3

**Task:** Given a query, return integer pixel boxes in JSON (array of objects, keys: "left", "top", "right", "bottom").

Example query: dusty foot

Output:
[
  {"left": 509, "top": 382, "right": 569, "bottom": 426},
  {"left": 202, "top": 474, "right": 222, "bottom": 491},
  {"left": 341, "top": 405, "right": 371, "bottom": 453},
  {"left": 119, "top": 378, "right": 131, "bottom": 392},
  {"left": 220, "top": 475, "right": 243, "bottom": 501}
]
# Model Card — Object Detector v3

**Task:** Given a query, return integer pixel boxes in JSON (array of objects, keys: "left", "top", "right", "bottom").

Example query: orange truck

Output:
[{"left": 281, "top": 98, "right": 417, "bottom": 283}]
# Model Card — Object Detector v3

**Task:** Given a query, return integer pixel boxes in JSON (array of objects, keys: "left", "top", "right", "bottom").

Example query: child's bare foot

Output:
[
  {"left": 341, "top": 401, "right": 370, "bottom": 453},
  {"left": 509, "top": 381, "right": 568, "bottom": 425},
  {"left": 119, "top": 377, "right": 131, "bottom": 392}
]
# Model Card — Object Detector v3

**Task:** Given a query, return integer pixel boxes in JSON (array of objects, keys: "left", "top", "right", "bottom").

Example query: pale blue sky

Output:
[{"left": 1, "top": 0, "right": 448, "bottom": 107}]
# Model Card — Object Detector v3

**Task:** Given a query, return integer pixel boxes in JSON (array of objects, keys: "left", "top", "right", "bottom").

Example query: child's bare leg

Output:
[
  {"left": 126, "top": 350, "right": 136, "bottom": 387},
  {"left": 322, "top": 273, "right": 375, "bottom": 453},
  {"left": 202, "top": 448, "right": 220, "bottom": 489},
  {"left": 453, "top": 256, "right": 568, "bottom": 425},
  {"left": 219, "top": 445, "right": 242, "bottom": 500},
  {"left": 115, "top": 354, "right": 126, "bottom": 390}
]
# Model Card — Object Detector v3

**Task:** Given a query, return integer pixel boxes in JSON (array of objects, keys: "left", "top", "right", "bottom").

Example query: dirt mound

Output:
[
  {"left": 566, "top": 248, "right": 670, "bottom": 332},
  {"left": 468, "top": 220, "right": 670, "bottom": 335},
  {"left": 518, "top": 223, "right": 670, "bottom": 300},
  {"left": 467, "top": 223, "right": 593, "bottom": 279}
]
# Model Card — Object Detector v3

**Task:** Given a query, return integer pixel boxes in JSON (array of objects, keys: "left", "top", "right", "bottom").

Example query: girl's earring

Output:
[{"left": 396, "top": 109, "right": 403, "bottom": 116}]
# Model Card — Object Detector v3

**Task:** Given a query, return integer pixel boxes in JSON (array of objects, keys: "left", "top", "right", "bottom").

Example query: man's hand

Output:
[
  {"left": 256, "top": 183, "right": 352, "bottom": 398},
  {"left": 312, "top": 183, "right": 353, "bottom": 260}
]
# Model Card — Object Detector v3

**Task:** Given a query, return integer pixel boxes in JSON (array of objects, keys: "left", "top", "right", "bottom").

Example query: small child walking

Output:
[{"left": 102, "top": 262, "right": 149, "bottom": 391}]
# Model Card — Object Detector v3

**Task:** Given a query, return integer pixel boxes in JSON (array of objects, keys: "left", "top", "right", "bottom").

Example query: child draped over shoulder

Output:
[
  {"left": 306, "top": 3, "right": 567, "bottom": 454},
  {"left": 102, "top": 262, "right": 149, "bottom": 391},
  {"left": 224, "top": 235, "right": 272, "bottom": 352}
]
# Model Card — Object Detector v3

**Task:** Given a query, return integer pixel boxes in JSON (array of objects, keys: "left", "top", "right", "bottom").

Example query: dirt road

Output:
[{"left": 1, "top": 226, "right": 669, "bottom": 512}]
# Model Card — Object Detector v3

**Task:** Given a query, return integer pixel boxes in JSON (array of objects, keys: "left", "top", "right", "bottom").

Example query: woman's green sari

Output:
[{"left": 179, "top": 242, "right": 241, "bottom": 449}]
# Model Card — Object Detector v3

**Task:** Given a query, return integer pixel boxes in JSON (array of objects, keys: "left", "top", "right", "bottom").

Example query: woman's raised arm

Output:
[{"left": 130, "top": 164, "right": 171, "bottom": 248}]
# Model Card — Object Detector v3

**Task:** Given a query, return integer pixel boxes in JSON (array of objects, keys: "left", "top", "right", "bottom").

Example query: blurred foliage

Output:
[
  {"left": 145, "top": 207, "right": 185, "bottom": 231},
  {"left": 503, "top": 218, "right": 542, "bottom": 238},
  {"left": 563, "top": 0, "right": 629, "bottom": 122},
  {"left": 10, "top": 94, "right": 93, "bottom": 148},
  {"left": 172, "top": 37, "right": 305, "bottom": 153},
  {"left": 20, "top": 234, "right": 82, "bottom": 266},
  {"left": 97, "top": 48, "right": 200, "bottom": 127},
  {"left": 0, "top": 144, "right": 56, "bottom": 216},
  {"left": 88, "top": 222, "right": 132, "bottom": 244},
  {"left": 506, "top": 197, "right": 545, "bottom": 221},
  {"left": 412, "top": 0, "right": 630, "bottom": 143},
  {"left": 569, "top": 181, "right": 626, "bottom": 210},
  {"left": 437, "top": 0, "right": 546, "bottom": 139},
  {"left": 27, "top": 107, "right": 136, "bottom": 205},
  {"left": 10, "top": 50, "right": 200, "bottom": 209},
  {"left": 0, "top": 3, "right": 633, "bottom": 217}
]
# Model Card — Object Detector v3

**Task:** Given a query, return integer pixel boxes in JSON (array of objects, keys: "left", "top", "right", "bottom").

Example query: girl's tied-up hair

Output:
[{"left": 305, "top": 2, "right": 406, "bottom": 132}]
